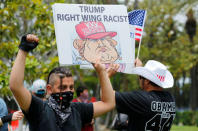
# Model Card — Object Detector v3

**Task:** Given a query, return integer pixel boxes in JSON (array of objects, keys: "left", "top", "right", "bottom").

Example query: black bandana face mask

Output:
[
  {"left": 48, "top": 91, "right": 73, "bottom": 126},
  {"left": 51, "top": 91, "right": 73, "bottom": 110}
]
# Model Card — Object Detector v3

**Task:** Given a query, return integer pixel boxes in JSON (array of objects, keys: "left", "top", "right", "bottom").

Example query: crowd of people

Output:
[{"left": 0, "top": 34, "right": 176, "bottom": 131}]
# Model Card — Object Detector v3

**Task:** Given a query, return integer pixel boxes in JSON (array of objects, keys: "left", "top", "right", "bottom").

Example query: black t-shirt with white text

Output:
[
  {"left": 116, "top": 90, "right": 175, "bottom": 131},
  {"left": 24, "top": 95, "right": 93, "bottom": 131}
]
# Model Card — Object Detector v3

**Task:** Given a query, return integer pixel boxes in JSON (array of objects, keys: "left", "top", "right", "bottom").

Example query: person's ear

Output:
[
  {"left": 46, "top": 84, "right": 53, "bottom": 95},
  {"left": 73, "top": 39, "right": 85, "bottom": 50}
]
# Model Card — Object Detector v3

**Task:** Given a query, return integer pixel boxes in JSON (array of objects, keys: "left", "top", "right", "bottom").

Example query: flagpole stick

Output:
[
  {"left": 136, "top": 39, "right": 142, "bottom": 59},
  {"left": 136, "top": 10, "right": 147, "bottom": 59}
]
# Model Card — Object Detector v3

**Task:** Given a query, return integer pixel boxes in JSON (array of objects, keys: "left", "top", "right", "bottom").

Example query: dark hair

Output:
[
  {"left": 139, "top": 76, "right": 160, "bottom": 88},
  {"left": 47, "top": 67, "right": 72, "bottom": 84},
  {"left": 149, "top": 81, "right": 160, "bottom": 88},
  {"left": 76, "top": 86, "right": 88, "bottom": 97}
]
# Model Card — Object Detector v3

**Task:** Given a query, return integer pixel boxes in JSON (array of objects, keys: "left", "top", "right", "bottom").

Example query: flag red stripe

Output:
[
  {"left": 135, "top": 38, "right": 140, "bottom": 41},
  {"left": 135, "top": 33, "right": 141, "bottom": 36},
  {"left": 136, "top": 28, "right": 142, "bottom": 31}
]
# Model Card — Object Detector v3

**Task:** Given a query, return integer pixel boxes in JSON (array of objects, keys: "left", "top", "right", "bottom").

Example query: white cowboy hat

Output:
[{"left": 131, "top": 60, "right": 174, "bottom": 88}]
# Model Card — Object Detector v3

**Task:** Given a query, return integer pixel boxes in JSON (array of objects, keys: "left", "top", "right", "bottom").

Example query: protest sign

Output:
[
  {"left": 52, "top": 3, "right": 134, "bottom": 65},
  {"left": 80, "top": 9, "right": 144, "bottom": 74},
  {"left": 80, "top": 63, "right": 135, "bottom": 74}
]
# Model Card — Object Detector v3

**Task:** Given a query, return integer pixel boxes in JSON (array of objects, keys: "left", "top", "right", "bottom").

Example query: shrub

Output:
[
  {"left": 173, "top": 111, "right": 198, "bottom": 126},
  {"left": 181, "top": 111, "right": 194, "bottom": 125},
  {"left": 173, "top": 111, "right": 182, "bottom": 125},
  {"left": 195, "top": 111, "right": 198, "bottom": 126}
]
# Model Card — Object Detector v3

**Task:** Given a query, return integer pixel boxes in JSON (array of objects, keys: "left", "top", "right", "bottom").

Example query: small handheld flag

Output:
[{"left": 128, "top": 10, "right": 147, "bottom": 58}]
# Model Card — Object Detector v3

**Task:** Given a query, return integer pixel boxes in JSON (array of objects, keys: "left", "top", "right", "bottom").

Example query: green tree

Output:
[{"left": 0, "top": 0, "right": 58, "bottom": 96}]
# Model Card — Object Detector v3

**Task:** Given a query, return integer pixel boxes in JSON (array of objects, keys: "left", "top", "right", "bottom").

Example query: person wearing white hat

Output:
[
  {"left": 31, "top": 79, "right": 46, "bottom": 100},
  {"left": 113, "top": 59, "right": 176, "bottom": 131}
]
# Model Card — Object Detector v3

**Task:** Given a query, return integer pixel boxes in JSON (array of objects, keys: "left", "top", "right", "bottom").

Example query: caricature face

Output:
[{"left": 74, "top": 36, "right": 119, "bottom": 63}]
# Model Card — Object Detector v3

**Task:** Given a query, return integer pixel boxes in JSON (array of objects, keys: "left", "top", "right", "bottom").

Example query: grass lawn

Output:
[{"left": 171, "top": 125, "right": 198, "bottom": 131}]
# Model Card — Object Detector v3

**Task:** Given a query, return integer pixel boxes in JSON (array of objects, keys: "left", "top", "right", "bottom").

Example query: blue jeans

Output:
[{"left": 0, "top": 98, "right": 8, "bottom": 131}]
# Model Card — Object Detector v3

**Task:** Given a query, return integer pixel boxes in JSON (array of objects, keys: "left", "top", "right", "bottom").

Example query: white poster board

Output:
[
  {"left": 80, "top": 63, "right": 134, "bottom": 74},
  {"left": 52, "top": 3, "right": 135, "bottom": 65},
  {"left": 80, "top": 10, "right": 136, "bottom": 74}
]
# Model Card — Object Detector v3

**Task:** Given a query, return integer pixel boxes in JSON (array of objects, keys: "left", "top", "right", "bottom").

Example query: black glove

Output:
[
  {"left": 19, "top": 35, "right": 38, "bottom": 52},
  {"left": 1, "top": 114, "right": 13, "bottom": 123}
]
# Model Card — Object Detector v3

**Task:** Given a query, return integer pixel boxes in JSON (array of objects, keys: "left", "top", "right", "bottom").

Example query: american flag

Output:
[{"left": 128, "top": 10, "right": 146, "bottom": 41}]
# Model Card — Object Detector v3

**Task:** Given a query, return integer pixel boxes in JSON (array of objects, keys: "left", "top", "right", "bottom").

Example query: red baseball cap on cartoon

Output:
[{"left": 75, "top": 21, "right": 117, "bottom": 40}]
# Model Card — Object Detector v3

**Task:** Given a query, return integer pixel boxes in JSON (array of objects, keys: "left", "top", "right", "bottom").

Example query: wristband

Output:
[{"left": 1, "top": 114, "right": 13, "bottom": 123}]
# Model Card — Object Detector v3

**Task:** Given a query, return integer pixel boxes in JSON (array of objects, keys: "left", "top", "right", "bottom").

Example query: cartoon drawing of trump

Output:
[{"left": 73, "top": 21, "right": 120, "bottom": 63}]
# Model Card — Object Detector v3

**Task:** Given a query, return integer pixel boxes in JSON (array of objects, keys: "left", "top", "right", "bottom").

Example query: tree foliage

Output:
[{"left": 0, "top": 0, "right": 58, "bottom": 96}]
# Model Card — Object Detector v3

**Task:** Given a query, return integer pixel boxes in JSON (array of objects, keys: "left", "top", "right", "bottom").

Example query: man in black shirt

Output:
[
  {"left": 9, "top": 34, "right": 115, "bottom": 131},
  {"left": 114, "top": 59, "right": 176, "bottom": 131}
]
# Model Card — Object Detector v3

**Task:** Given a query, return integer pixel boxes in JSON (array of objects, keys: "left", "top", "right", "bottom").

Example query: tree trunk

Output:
[
  {"left": 124, "top": 0, "right": 129, "bottom": 6},
  {"left": 190, "top": 64, "right": 198, "bottom": 110},
  {"left": 134, "top": 0, "right": 138, "bottom": 9}
]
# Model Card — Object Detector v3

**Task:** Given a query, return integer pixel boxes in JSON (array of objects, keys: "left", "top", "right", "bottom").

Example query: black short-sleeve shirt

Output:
[
  {"left": 24, "top": 95, "right": 93, "bottom": 131},
  {"left": 116, "top": 90, "right": 176, "bottom": 131}
]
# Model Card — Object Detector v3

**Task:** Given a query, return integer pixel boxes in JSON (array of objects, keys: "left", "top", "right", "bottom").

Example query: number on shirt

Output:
[
  {"left": 161, "top": 114, "right": 175, "bottom": 131},
  {"left": 145, "top": 114, "right": 175, "bottom": 131}
]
